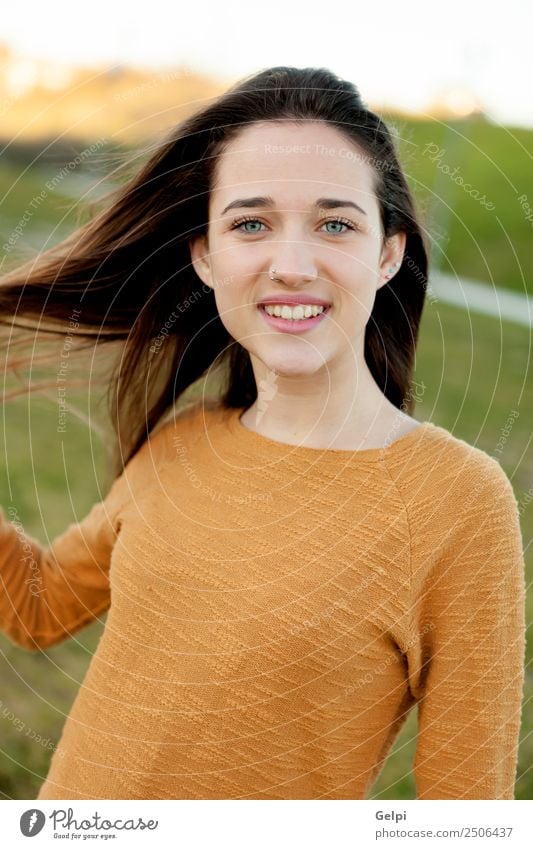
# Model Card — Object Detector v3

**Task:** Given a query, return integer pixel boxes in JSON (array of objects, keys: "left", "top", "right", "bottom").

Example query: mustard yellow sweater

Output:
[{"left": 0, "top": 400, "right": 526, "bottom": 800}]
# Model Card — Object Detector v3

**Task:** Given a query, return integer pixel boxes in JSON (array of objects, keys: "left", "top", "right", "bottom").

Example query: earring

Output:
[{"left": 384, "top": 260, "right": 401, "bottom": 281}]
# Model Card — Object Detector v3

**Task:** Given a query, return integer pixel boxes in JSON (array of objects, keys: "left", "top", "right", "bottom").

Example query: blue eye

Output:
[
  {"left": 321, "top": 217, "right": 358, "bottom": 233},
  {"left": 230, "top": 217, "right": 265, "bottom": 233}
]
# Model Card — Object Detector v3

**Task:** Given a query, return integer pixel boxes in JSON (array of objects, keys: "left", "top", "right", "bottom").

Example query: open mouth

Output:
[
  {"left": 257, "top": 303, "right": 331, "bottom": 332},
  {"left": 258, "top": 303, "right": 331, "bottom": 321}
]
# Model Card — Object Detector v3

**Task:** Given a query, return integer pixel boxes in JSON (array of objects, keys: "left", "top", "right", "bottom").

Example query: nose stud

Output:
[{"left": 269, "top": 268, "right": 280, "bottom": 281}]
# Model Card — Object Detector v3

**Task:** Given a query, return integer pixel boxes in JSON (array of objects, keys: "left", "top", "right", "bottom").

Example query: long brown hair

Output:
[{"left": 0, "top": 65, "right": 429, "bottom": 480}]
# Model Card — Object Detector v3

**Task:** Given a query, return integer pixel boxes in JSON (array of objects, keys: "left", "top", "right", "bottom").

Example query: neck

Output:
[{"left": 241, "top": 356, "right": 404, "bottom": 449}]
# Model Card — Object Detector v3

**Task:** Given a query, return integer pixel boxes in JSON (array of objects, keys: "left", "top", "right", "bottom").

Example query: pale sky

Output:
[{"left": 2, "top": 0, "right": 532, "bottom": 128}]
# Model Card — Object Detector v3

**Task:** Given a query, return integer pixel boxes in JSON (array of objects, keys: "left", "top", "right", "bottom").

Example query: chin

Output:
[{"left": 256, "top": 350, "right": 328, "bottom": 377}]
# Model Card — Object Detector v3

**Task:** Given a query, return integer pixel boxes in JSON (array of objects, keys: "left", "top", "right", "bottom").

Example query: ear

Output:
[
  {"left": 377, "top": 232, "right": 407, "bottom": 290},
  {"left": 189, "top": 235, "right": 214, "bottom": 289}
]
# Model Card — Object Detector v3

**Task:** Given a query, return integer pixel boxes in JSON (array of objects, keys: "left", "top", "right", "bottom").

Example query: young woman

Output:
[{"left": 0, "top": 66, "right": 525, "bottom": 801}]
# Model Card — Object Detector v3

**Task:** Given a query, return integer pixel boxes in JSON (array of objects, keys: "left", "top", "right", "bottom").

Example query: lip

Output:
[
  {"left": 257, "top": 293, "right": 331, "bottom": 307},
  {"left": 257, "top": 303, "right": 330, "bottom": 334}
]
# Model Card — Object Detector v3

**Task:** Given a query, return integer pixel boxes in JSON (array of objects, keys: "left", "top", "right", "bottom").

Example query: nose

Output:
[{"left": 269, "top": 239, "right": 318, "bottom": 285}]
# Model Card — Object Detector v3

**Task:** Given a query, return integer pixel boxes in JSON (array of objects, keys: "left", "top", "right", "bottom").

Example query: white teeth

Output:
[{"left": 263, "top": 304, "right": 326, "bottom": 320}]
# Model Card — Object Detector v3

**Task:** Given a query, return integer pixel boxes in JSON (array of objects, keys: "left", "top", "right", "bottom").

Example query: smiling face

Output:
[{"left": 189, "top": 120, "right": 405, "bottom": 385}]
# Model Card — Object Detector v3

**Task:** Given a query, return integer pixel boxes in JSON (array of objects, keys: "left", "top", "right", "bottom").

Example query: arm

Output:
[
  {"left": 409, "top": 458, "right": 526, "bottom": 799},
  {"left": 0, "top": 400, "right": 192, "bottom": 652},
  {"left": 0, "top": 468, "right": 129, "bottom": 652}
]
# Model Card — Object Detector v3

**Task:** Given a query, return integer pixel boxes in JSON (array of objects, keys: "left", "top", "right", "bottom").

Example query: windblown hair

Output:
[{"left": 0, "top": 66, "right": 429, "bottom": 479}]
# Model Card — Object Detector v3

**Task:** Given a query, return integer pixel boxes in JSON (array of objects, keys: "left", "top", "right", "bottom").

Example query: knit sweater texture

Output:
[{"left": 0, "top": 400, "right": 526, "bottom": 800}]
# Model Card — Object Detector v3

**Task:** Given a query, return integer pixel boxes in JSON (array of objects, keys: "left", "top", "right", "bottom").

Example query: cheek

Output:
[
  {"left": 330, "top": 266, "right": 379, "bottom": 331},
  {"left": 336, "top": 244, "right": 375, "bottom": 274},
  {"left": 211, "top": 242, "right": 260, "bottom": 273},
  {"left": 213, "top": 287, "right": 252, "bottom": 331},
  {"left": 331, "top": 256, "right": 375, "bottom": 306},
  {"left": 209, "top": 244, "right": 265, "bottom": 299}
]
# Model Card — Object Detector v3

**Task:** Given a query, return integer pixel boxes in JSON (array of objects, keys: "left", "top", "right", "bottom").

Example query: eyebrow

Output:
[{"left": 220, "top": 196, "right": 367, "bottom": 216}]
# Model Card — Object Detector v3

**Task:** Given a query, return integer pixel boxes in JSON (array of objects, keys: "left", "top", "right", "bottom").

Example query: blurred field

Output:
[
  {"left": 0, "top": 137, "right": 532, "bottom": 800},
  {"left": 391, "top": 116, "right": 533, "bottom": 296}
]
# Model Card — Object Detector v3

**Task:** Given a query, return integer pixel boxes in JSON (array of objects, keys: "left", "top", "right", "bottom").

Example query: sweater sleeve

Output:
[
  {"left": 0, "top": 414, "right": 181, "bottom": 652},
  {"left": 408, "top": 456, "right": 526, "bottom": 799}
]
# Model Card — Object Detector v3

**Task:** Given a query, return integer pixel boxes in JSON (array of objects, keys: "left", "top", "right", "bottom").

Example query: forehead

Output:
[{"left": 211, "top": 120, "right": 377, "bottom": 204}]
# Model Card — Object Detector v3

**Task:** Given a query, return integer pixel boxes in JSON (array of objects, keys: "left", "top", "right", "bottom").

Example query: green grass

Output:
[{"left": 383, "top": 114, "right": 533, "bottom": 295}]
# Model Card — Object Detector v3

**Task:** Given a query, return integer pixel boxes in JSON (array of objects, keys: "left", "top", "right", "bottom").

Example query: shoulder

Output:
[
  {"left": 143, "top": 396, "right": 222, "bottom": 460},
  {"left": 117, "top": 397, "right": 219, "bottom": 488},
  {"left": 392, "top": 420, "right": 518, "bottom": 517},
  {"left": 392, "top": 425, "right": 524, "bottom": 585},
  {"left": 104, "top": 398, "right": 221, "bottom": 512},
  {"left": 427, "top": 423, "right": 514, "bottom": 489},
  {"left": 144, "top": 394, "right": 234, "bottom": 456}
]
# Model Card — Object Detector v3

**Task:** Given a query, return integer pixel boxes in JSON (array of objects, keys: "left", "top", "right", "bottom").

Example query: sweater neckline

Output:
[{"left": 223, "top": 405, "right": 436, "bottom": 463}]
